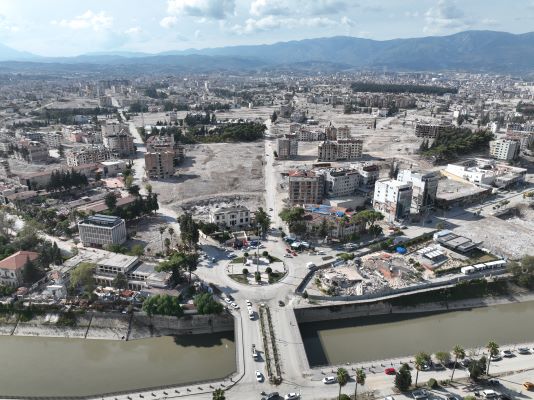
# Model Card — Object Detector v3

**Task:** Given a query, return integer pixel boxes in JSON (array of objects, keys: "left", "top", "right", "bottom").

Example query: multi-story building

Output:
[
  {"left": 352, "top": 163, "right": 379, "bottom": 187},
  {"left": 277, "top": 138, "right": 298, "bottom": 159},
  {"left": 414, "top": 123, "right": 449, "bottom": 138},
  {"left": 209, "top": 205, "right": 251, "bottom": 230},
  {"left": 102, "top": 122, "right": 135, "bottom": 157},
  {"left": 288, "top": 170, "right": 324, "bottom": 206},
  {"left": 325, "top": 125, "right": 338, "bottom": 141},
  {"left": 373, "top": 179, "right": 413, "bottom": 221},
  {"left": 320, "top": 169, "right": 361, "bottom": 197},
  {"left": 0, "top": 250, "right": 39, "bottom": 287},
  {"left": 144, "top": 151, "right": 174, "bottom": 179},
  {"left": 146, "top": 135, "right": 185, "bottom": 164},
  {"left": 489, "top": 139, "right": 520, "bottom": 161},
  {"left": 336, "top": 126, "right": 351, "bottom": 140},
  {"left": 318, "top": 139, "right": 363, "bottom": 161},
  {"left": 66, "top": 145, "right": 112, "bottom": 167},
  {"left": 397, "top": 170, "right": 439, "bottom": 214},
  {"left": 296, "top": 129, "right": 325, "bottom": 141},
  {"left": 444, "top": 159, "right": 527, "bottom": 188},
  {"left": 13, "top": 140, "right": 49, "bottom": 163},
  {"left": 41, "top": 132, "right": 63, "bottom": 149},
  {"left": 78, "top": 214, "right": 127, "bottom": 247}
]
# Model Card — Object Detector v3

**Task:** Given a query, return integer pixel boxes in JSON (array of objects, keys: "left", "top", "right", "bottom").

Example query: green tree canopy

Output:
[
  {"left": 194, "top": 293, "right": 223, "bottom": 315},
  {"left": 142, "top": 294, "right": 183, "bottom": 317},
  {"left": 69, "top": 262, "right": 95, "bottom": 294},
  {"left": 395, "top": 363, "right": 412, "bottom": 391}
]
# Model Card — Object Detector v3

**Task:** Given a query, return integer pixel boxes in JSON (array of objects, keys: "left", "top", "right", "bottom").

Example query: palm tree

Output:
[
  {"left": 451, "top": 345, "right": 465, "bottom": 382},
  {"left": 486, "top": 341, "right": 499, "bottom": 375},
  {"left": 414, "top": 352, "right": 431, "bottom": 387},
  {"left": 159, "top": 226, "right": 166, "bottom": 252},
  {"left": 336, "top": 367, "right": 349, "bottom": 400},
  {"left": 354, "top": 368, "right": 366, "bottom": 400},
  {"left": 212, "top": 388, "right": 225, "bottom": 400},
  {"left": 168, "top": 227, "right": 175, "bottom": 247}
]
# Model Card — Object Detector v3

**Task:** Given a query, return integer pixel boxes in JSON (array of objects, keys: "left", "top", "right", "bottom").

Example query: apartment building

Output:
[
  {"left": 352, "top": 163, "right": 380, "bottom": 187},
  {"left": 296, "top": 129, "right": 325, "bottom": 141},
  {"left": 13, "top": 140, "right": 49, "bottom": 163},
  {"left": 146, "top": 135, "right": 185, "bottom": 164},
  {"left": 78, "top": 214, "right": 127, "bottom": 247},
  {"left": 336, "top": 126, "right": 351, "bottom": 140},
  {"left": 319, "top": 169, "right": 361, "bottom": 197},
  {"left": 209, "top": 205, "right": 251, "bottom": 230},
  {"left": 373, "top": 179, "right": 413, "bottom": 221},
  {"left": 489, "top": 139, "right": 520, "bottom": 161},
  {"left": 397, "top": 170, "right": 439, "bottom": 214},
  {"left": 415, "top": 123, "right": 449, "bottom": 138},
  {"left": 0, "top": 250, "right": 39, "bottom": 287},
  {"left": 144, "top": 151, "right": 174, "bottom": 179},
  {"left": 318, "top": 139, "right": 363, "bottom": 161},
  {"left": 102, "top": 122, "right": 135, "bottom": 157},
  {"left": 288, "top": 170, "right": 324, "bottom": 206},
  {"left": 41, "top": 132, "right": 63, "bottom": 149},
  {"left": 66, "top": 145, "right": 112, "bottom": 167},
  {"left": 277, "top": 137, "right": 298, "bottom": 159}
]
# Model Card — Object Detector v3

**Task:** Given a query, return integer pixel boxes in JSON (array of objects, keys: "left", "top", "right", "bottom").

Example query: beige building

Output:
[
  {"left": 489, "top": 139, "right": 520, "bottom": 161},
  {"left": 0, "top": 250, "right": 39, "bottom": 287},
  {"left": 67, "top": 145, "right": 112, "bottom": 167},
  {"left": 288, "top": 170, "right": 324, "bottom": 206},
  {"left": 209, "top": 205, "right": 251, "bottom": 230},
  {"left": 318, "top": 139, "right": 363, "bottom": 161},
  {"left": 14, "top": 140, "right": 49, "bottom": 163},
  {"left": 277, "top": 137, "right": 298, "bottom": 159},
  {"left": 144, "top": 151, "right": 175, "bottom": 179},
  {"left": 146, "top": 135, "right": 185, "bottom": 164},
  {"left": 102, "top": 122, "right": 135, "bottom": 157}
]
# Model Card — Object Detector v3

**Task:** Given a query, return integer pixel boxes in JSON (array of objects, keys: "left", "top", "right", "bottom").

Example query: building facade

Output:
[
  {"left": 67, "top": 146, "right": 112, "bottom": 167},
  {"left": 277, "top": 137, "right": 298, "bottom": 159},
  {"left": 209, "top": 206, "right": 251, "bottom": 230},
  {"left": 414, "top": 123, "right": 448, "bottom": 138},
  {"left": 373, "top": 179, "right": 413, "bottom": 221},
  {"left": 397, "top": 170, "right": 439, "bottom": 214},
  {"left": 0, "top": 250, "right": 39, "bottom": 287},
  {"left": 288, "top": 170, "right": 324, "bottom": 206},
  {"left": 78, "top": 214, "right": 127, "bottom": 247},
  {"left": 144, "top": 151, "right": 175, "bottom": 179},
  {"left": 489, "top": 139, "right": 520, "bottom": 161},
  {"left": 321, "top": 169, "right": 361, "bottom": 197}
]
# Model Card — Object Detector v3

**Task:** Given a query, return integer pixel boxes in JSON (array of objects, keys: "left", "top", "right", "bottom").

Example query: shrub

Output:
[
  {"left": 265, "top": 267, "right": 273, "bottom": 274},
  {"left": 242, "top": 268, "right": 249, "bottom": 275},
  {"left": 302, "top": 290, "right": 309, "bottom": 299},
  {"left": 254, "top": 271, "right": 261, "bottom": 282},
  {"left": 427, "top": 378, "right": 438, "bottom": 389},
  {"left": 262, "top": 250, "right": 269, "bottom": 257}
]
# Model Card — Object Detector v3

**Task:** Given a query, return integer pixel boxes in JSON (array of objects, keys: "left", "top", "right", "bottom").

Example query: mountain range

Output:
[{"left": 1, "top": 30, "right": 534, "bottom": 74}]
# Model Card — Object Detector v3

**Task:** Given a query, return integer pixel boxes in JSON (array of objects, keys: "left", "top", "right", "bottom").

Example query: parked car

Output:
[
  {"left": 246, "top": 300, "right": 252, "bottom": 307},
  {"left": 490, "top": 354, "right": 502, "bottom": 362},
  {"left": 385, "top": 397, "right": 395, "bottom": 400},
  {"left": 261, "top": 392, "right": 279, "bottom": 400},
  {"left": 501, "top": 350, "right": 513, "bottom": 357},
  {"left": 523, "top": 381, "right": 534, "bottom": 391},
  {"left": 322, "top": 376, "right": 336, "bottom": 384},
  {"left": 385, "top": 367, "right": 396, "bottom": 375},
  {"left": 284, "top": 393, "right": 300, "bottom": 400},
  {"left": 412, "top": 389, "right": 428, "bottom": 400},
  {"left": 517, "top": 347, "right": 530, "bottom": 354},
  {"left": 487, "top": 379, "right": 500, "bottom": 386},
  {"left": 255, "top": 370, "right": 263, "bottom": 382},
  {"left": 231, "top": 302, "right": 239, "bottom": 309},
  {"left": 433, "top": 362, "right": 445, "bottom": 370},
  {"left": 278, "top": 300, "right": 285, "bottom": 307}
]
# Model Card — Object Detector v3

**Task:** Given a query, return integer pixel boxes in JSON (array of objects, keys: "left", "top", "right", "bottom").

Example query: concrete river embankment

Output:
[
  {"left": 0, "top": 312, "right": 236, "bottom": 398},
  {"left": 297, "top": 299, "right": 534, "bottom": 367}
]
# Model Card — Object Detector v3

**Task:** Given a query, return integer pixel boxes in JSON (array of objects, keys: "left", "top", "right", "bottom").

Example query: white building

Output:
[
  {"left": 67, "top": 145, "right": 112, "bottom": 167},
  {"left": 397, "top": 170, "right": 439, "bottom": 214},
  {"left": 489, "top": 139, "right": 520, "bottom": 161},
  {"left": 373, "top": 179, "right": 413, "bottom": 221},
  {"left": 209, "top": 206, "right": 251, "bottom": 230},
  {"left": 78, "top": 214, "right": 127, "bottom": 247},
  {"left": 320, "top": 169, "right": 361, "bottom": 197},
  {"left": 277, "top": 137, "right": 298, "bottom": 159}
]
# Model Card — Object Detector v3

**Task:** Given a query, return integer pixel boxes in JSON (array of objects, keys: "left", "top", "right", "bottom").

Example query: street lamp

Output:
[{"left": 256, "top": 223, "right": 261, "bottom": 274}]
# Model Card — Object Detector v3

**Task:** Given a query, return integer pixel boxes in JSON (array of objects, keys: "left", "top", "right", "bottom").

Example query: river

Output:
[
  {"left": 299, "top": 301, "right": 534, "bottom": 367},
  {"left": 0, "top": 332, "right": 235, "bottom": 397}
]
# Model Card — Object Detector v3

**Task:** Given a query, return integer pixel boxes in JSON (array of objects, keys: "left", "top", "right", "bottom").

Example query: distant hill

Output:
[{"left": 1, "top": 30, "right": 534, "bottom": 74}]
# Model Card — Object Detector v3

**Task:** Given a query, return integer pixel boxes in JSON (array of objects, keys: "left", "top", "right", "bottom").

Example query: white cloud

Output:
[
  {"left": 166, "top": 0, "right": 235, "bottom": 20},
  {"left": 340, "top": 16, "right": 354, "bottom": 27},
  {"left": 160, "top": 15, "right": 178, "bottom": 28},
  {"left": 125, "top": 26, "right": 142, "bottom": 35},
  {"left": 54, "top": 10, "right": 112, "bottom": 32},
  {"left": 424, "top": 0, "right": 469, "bottom": 33},
  {"left": 231, "top": 15, "right": 339, "bottom": 34},
  {"left": 250, "top": 0, "right": 290, "bottom": 17},
  {"left": 0, "top": 15, "right": 20, "bottom": 33}
]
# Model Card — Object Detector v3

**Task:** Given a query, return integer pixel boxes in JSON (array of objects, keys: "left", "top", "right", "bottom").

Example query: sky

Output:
[{"left": 0, "top": 0, "right": 533, "bottom": 57}]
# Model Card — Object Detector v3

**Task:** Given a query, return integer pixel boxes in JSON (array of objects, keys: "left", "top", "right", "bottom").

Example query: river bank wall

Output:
[
  {"left": 294, "top": 292, "right": 534, "bottom": 324},
  {"left": 0, "top": 311, "right": 235, "bottom": 340}
]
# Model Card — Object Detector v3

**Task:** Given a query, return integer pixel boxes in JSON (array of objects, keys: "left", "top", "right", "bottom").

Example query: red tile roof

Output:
[{"left": 0, "top": 251, "right": 39, "bottom": 271}]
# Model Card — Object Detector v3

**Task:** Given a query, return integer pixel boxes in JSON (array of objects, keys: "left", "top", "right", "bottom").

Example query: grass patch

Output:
[
  {"left": 268, "top": 271, "right": 286, "bottom": 284},
  {"left": 230, "top": 257, "right": 245, "bottom": 264},
  {"left": 228, "top": 274, "right": 249, "bottom": 284}
]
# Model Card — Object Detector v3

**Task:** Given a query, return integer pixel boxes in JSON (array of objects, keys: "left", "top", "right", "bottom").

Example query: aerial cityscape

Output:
[{"left": 0, "top": 1, "right": 533, "bottom": 400}]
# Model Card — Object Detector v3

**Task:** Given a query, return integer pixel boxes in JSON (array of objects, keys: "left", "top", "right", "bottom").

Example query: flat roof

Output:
[{"left": 80, "top": 214, "right": 123, "bottom": 227}]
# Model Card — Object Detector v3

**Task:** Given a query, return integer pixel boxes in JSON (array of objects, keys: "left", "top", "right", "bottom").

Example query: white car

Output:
[
  {"left": 224, "top": 298, "right": 232, "bottom": 304},
  {"left": 285, "top": 393, "right": 300, "bottom": 400},
  {"left": 322, "top": 376, "right": 336, "bottom": 384},
  {"left": 385, "top": 397, "right": 395, "bottom": 400},
  {"left": 317, "top": 251, "right": 326, "bottom": 255},
  {"left": 231, "top": 302, "right": 239, "bottom": 309},
  {"left": 246, "top": 300, "right": 252, "bottom": 307},
  {"left": 255, "top": 370, "right": 263, "bottom": 382}
]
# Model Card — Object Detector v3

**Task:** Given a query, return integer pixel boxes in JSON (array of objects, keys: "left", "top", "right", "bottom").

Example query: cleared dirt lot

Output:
[{"left": 150, "top": 141, "right": 265, "bottom": 214}]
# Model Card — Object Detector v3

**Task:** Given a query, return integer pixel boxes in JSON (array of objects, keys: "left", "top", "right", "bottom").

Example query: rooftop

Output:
[
  {"left": 79, "top": 214, "right": 124, "bottom": 227},
  {"left": 0, "top": 251, "right": 39, "bottom": 271}
]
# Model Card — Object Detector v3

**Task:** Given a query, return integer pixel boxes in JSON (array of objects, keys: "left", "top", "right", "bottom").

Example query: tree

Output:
[
  {"left": 212, "top": 388, "right": 225, "bottom": 400},
  {"left": 112, "top": 272, "right": 128, "bottom": 290},
  {"left": 178, "top": 213, "right": 199, "bottom": 249},
  {"left": 270, "top": 111, "right": 278, "bottom": 123},
  {"left": 469, "top": 356, "right": 487, "bottom": 381},
  {"left": 354, "top": 368, "right": 366, "bottom": 400},
  {"left": 254, "top": 271, "right": 261, "bottom": 282},
  {"left": 156, "top": 251, "right": 198, "bottom": 285},
  {"left": 105, "top": 192, "right": 117, "bottom": 211},
  {"left": 124, "top": 175, "right": 134, "bottom": 189},
  {"left": 265, "top": 266, "right": 272, "bottom": 274},
  {"left": 435, "top": 351, "right": 451, "bottom": 367},
  {"left": 130, "top": 244, "right": 145, "bottom": 257},
  {"left": 255, "top": 207, "right": 271, "bottom": 234},
  {"left": 507, "top": 255, "right": 534, "bottom": 288},
  {"left": 22, "top": 256, "right": 39, "bottom": 284},
  {"left": 395, "top": 363, "right": 412, "bottom": 391},
  {"left": 164, "top": 238, "right": 171, "bottom": 254},
  {"left": 486, "top": 341, "right": 499, "bottom": 375},
  {"left": 168, "top": 227, "right": 175, "bottom": 247},
  {"left": 142, "top": 294, "right": 183, "bottom": 317},
  {"left": 159, "top": 226, "right": 166, "bottom": 251},
  {"left": 336, "top": 367, "right": 349, "bottom": 400},
  {"left": 69, "top": 262, "right": 95, "bottom": 295},
  {"left": 194, "top": 293, "right": 223, "bottom": 315},
  {"left": 414, "top": 352, "right": 431, "bottom": 387},
  {"left": 451, "top": 345, "right": 465, "bottom": 382},
  {"left": 127, "top": 184, "right": 140, "bottom": 196}
]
